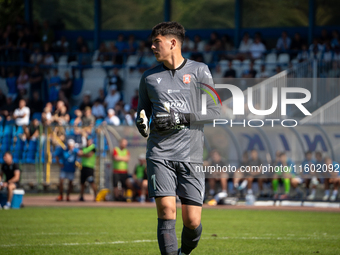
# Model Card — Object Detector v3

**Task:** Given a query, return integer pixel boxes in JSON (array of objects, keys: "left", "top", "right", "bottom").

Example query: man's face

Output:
[
  {"left": 306, "top": 153, "right": 312, "bottom": 161},
  {"left": 19, "top": 100, "right": 25, "bottom": 108},
  {"left": 3, "top": 153, "right": 12, "bottom": 164},
  {"left": 151, "top": 35, "right": 172, "bottom": 62},
  {"left": 280, "top": 154, "right": 287, "bottom": 163},
  {"left": 120, "top": 139, "right": 128, "bottom": 148}
]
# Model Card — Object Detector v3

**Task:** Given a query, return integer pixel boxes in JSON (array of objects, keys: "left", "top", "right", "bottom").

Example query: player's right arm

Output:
[{"left": 136, "top": 73, "right": 152, "bottom": 138}]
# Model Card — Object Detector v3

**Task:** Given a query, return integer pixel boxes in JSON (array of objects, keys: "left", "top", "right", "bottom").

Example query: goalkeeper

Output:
[{"left": 136, "top": 22, "right": 220, "bottom": 255}]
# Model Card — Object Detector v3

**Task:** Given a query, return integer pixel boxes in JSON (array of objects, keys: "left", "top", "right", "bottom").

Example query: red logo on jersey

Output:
[{"left": 183, "top": 74, "right": 191, "bottom": 84}]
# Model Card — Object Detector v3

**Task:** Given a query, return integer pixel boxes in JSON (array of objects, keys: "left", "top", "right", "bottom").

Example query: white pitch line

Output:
[
  {"left": 2, "top": 232, "right": 109, "bottom": 236},
  {"left": 0, "top": 236, "right": 338, "bottom": 248}
]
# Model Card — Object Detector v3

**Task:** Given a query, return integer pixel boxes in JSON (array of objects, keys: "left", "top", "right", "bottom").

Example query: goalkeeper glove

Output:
[
  {"left": 154, "top": 108, "right": 189, "bottom": 131},
  {"left": 136, "top": 109, "right": 149, "bottom": 138}
]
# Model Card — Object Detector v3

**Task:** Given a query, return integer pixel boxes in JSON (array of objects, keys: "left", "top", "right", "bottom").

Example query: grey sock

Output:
[
  {"left": 157, "top": 218, "right": 178, "bottom": 255},
  {"left": 181, "top": 223, "right": 202, "bottom": 254}
]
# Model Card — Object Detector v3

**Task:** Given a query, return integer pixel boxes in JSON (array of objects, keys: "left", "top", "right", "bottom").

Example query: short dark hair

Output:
[{"left": 151, "top": 21, "right": 185, "bottom": 45}]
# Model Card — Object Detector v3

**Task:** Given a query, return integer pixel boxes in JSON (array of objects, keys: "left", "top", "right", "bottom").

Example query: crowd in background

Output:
[{"left": 1, "top": 18, "right": 340, "bottom": 131}]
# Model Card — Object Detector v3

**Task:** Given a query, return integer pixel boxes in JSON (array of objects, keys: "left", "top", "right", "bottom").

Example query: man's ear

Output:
[{"left": 170, "top": 38, "right": 177, "bottom": 50}]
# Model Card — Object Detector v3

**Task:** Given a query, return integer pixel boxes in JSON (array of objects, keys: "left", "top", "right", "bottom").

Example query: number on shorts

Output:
[{"left": 151, "top": 174, "right": 156, "bottom": 191}]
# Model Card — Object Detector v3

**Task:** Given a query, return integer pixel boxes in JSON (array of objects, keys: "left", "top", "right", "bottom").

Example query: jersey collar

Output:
[{"left": 163, "top": 58, "right": 187, "bottom": 76}]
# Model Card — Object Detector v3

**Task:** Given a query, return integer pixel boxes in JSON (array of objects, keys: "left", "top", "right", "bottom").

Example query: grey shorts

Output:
[{"left": 146, "top": 158, "right": 205, "bottom": 206}]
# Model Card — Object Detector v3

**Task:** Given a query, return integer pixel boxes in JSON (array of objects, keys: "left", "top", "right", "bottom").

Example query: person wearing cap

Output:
[
  {"left": 105, "top": 109, "right": 120, "bottom": 126},
  {"left": 55, "top": 139, "right": 79, "bottom": 201},
  {"left": 104, "top": 85, "right": 121, "bottom": 111},
  {"left": 77, "top": 136, "right": 97, "bottom": 201},
  {"left": 127, "top": 154, "right": 148, "bottom": 203}
]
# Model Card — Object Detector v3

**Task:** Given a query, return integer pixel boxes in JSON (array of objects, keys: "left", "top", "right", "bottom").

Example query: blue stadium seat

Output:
[{"left": 13, "top": 126, "right": 24, "bottom": 136}]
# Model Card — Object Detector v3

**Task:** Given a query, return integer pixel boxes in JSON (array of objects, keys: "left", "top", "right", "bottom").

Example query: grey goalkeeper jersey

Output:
[{"left": 137, "top": 59, "right": 220, "bottom": 163}]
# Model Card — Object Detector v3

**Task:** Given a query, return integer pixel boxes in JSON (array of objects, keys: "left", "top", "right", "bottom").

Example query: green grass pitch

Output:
[{"left": 0, "top": 207, "right": 339, "bottom": 254}]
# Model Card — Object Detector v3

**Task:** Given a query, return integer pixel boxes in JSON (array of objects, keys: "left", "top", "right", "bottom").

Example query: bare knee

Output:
[
  {"left": 8, "top": 183, "right": 16, "bottom": 192},
  {"left": 183, "top": 217, "right": 201, "bottom": 229},
  {"left": 156, "top": 197, "right": 176, "bottom": 220}
]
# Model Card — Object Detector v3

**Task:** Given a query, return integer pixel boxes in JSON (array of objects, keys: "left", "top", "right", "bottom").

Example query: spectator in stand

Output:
[
  {"left": 79, "top": 92, "right": 93, "bottom": 112},
  {"left": 0, "top": 89, "right": 6, "bottom": 109},
  {"left": 104, "top": 85, "right": 120, "bottom": 111},
  {"left": 182, "top": 36, "right": 195, "bottom": 52},
  {"left": 78, "top": 45, "right": 92, "bottom": 66},
  {"left": 28, "top": 91, "right": 44, "bottom": 117},
  {"left": 320, "top": 29, "right": 331, "bottom": 45},
  {"left": 24, "top": 118, "right": 40, "bottom": 141},
  {"left": 75, "top": 36, "right": 88, "bottom": 52},
  {"left": 290, "top": 33, "right": 304, "bottom": 56},
  {"left": 113, "top": 34, "right": 127, "bottom": 65},
  {"left": 249, "top": 35, "right": 266, "bottom": 59},
  {"left": 115, "top": 34, "right": 127, "bottom": 52},
  {"left": 105, "top": 109, "right": 120, "bottom": 126},
  {"left": 238, "top": 32, "right": 253, "bottom": 60},
  {"left": 223, "top": 61, "right": 236, "bottom": 78},
  {"left": 73, "top": 109, "right": 82, "bottom": 126},
  {"left": 297, "top": 44, "right": 310, "bottom": 62},
  {"left": 309, "top": 38, "right": 324, "bottom": 59},
  {"left": 40, "top": 20, "right": 54, "bottom": 45},
  {"left": 55, "top": 36, "right": 69, "bottom": 53},
  {"left": 17, "top": 68, "right": 29, "bottom": 95},
  {"left": 82, "top": 106, "right": 95, "bottom": 127},
  {"left": 96, "top": 42, "right": 109, "bottom": 62},
  {"left": 6, "top": 70, "right": 17, "bottom": 94},
  {"left": 206, "top": 32, "right": 219, "bottom": 51},
  {"left": 331, "top": 30, "right": 339, "bottom": 48},
  {"left": 131, "top": 89, "right": 139, "bottom": 111},
  {"left": 96, "top": 88, "right": 105, "bottom": 104},
  {"left": 43, "top": 52, "right": 55, "bottom": 67},
  {"left": 29, "top": 65, "right": 43, "bottom": 99},
  {"left": 275, "top": 65, "right": 282, "bottom": 75},
  {"left": 29, "top": 48, "right": 43, "bottom": 64},
  {"left": 60, "top": 71, "right": 73, "bottom": 100},
  {"left": 13, "top": 99, "right": 30, "bottom": 127},
  {"left": 256, "top": 65, "right": 270, "bottom": 78},
  {"left": 276, "top": 31, "right": 291, "bottom": 52},
  {"left": 92, "top": 99, "right": 105, "bottom": 119},
  {"left": 23, "top": 27, "right": 33, "bottom": 51},
  {"left": 49, "top": 69, "right": 61, "bottom": 103},
  {"left": 322, "top": 43, "right": 334, "bottom": 62},
  {"left": 0, "top": 96, "right": 16, "bottom": 121},
  {"left": 242, "top": 61, "right": 257, "bottom": 78},
  {"left": 53, "top": 105, "right": 70, "bottom": 126},
  {"left": 127, "top": 34, "right": 138, "bottom": 54},
  {"left": 193, "top": 35, "right": 206, "bottom": 52},
  {"left": 123, "top": 105, "right": 134, "bottom": 126},
  {"left": 108, "top": 67, "right": 123, "bottom": 92},
  {"left": 41, "top": 102, "right": 53, "bottom": 126}
]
